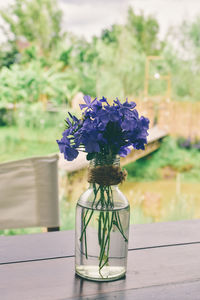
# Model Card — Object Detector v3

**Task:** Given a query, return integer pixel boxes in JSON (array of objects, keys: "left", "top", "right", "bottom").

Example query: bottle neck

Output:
[
  {"left": 90, "top": 154, "right": 120, "bottom": 168},
  {"left": 89, "top": 183, "right": 119, "bottom": 189},
  {"left": 88, "top": 154, "right": 126, "bottom": 187}
]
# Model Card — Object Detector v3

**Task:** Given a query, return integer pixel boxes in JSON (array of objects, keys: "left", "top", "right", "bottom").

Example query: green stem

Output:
[
  {"left": 114, "top": 211, "right": 128, "bottom": 242},
  {"left": 79, "top": 185, "right": 100, "bottom": 242},
  {"left": 99, "top": 211, "right": 114, "bottom": 270},
  {"left": 79, "top": 210, "right": 94, "bottom": 242},
  {"left": 79, "top": 181, "right": 128, "bottom": 275},
  {"left": 98, "top": 212, "right": 102, "bottom": 246},
  {"left": 83, "top": 213, "right": 88, "bottom": 259},
  {"left": 99, "top": 211, "right": 109, "bottom": 263},
  {"left": 116, "top": 211, "right": 127, "bottom": 241}
]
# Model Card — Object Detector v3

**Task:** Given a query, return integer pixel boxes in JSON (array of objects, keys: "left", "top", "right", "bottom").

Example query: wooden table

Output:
[{"left": 0, "top": 220, "right": 200, "bottom": 300}]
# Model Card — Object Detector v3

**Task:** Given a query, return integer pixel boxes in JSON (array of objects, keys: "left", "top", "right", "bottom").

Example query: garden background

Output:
[{"left": 0, "top": 0, "right": 200, "bottom": 235}]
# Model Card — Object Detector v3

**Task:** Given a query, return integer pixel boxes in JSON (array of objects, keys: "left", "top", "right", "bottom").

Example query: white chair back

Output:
[{"left": 0, "top": 154, "right": 59, "bottom": 230}]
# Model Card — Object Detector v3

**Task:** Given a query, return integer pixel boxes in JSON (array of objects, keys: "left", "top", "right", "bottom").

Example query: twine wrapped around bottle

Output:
[{"left": 88, "top": 165, "right": 127, "bottom": 186}]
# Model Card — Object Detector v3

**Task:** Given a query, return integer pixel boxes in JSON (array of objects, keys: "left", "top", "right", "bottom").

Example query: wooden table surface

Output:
[{"left": 0, "top": 220, "right": 200, "bottom": 300}]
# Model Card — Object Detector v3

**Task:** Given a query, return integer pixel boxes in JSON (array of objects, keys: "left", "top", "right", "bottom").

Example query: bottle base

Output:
[{"left": 76, "top": 265, "right": 126, "bottom": 282}]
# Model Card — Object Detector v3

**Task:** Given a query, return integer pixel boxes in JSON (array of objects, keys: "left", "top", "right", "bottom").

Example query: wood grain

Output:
[
  {"left": 0, "top": 230, "right": 74, "bottom": 264},
  {"left": 0, "top": 219, "right": 200, "bottom": 264},
  {"left": 0, "top": 243, "right": 200, "bottom": 299},
  {"left": 68, "top": 280, "right": 200, "bottom": 300}
]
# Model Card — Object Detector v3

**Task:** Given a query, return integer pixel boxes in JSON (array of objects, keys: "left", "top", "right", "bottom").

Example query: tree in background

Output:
[
  {"left": 82, "top": 7, "right": 164, "bottom": 99},
  {"left": 164, "top": 15, "right": 200, "bottom": 101},
  {"left": 179, "top": 16, "right": 200, "bottom": 65},
  {"left": 126, "top": 7, "right": 164, "bottom": 55},
  {"left": 0, "top": 0, "right": 79, "bottom": 108},
  {"left": 0, "top": 0, "right": 63, "bottom": 56},
  {"left": 97, "top": 25, "right": 146, "bottom": 98},
  {"left": 0, "top": 0, "right": 199, "bottom": 104}
]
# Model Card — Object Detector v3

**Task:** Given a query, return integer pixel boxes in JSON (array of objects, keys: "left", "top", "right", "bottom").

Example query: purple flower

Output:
[
  {"left": 114, "top": 98, "right": 136, "bottom": 110},
  {"left": 104, "top": 105, "right": 120, "bottom": 122},
  {"left": 121, "top": 118, "right": 137, "bottom": 131},
  {"left": 79, "top": 95, "right": 101, "bottom": 113},
  {"left": 100, "top": 96, "right": 109, "bottom": 105},
  {"left": 119, "top": 146, "right": 131, "bottom": 157},
  {"left": 79, "top": 95, "right": 92, "bottom": 110},
  {"left": 57, "top": 137, "right": 79, "bottom": 161},
  {"left": 57, "top": 96, "right": 150, "bottom": 161},
  {"left": 64, "top": 146, "right": 79, "bottom": 161},
  {"left": 139, "top": 116, "right": 150, "bottom": 129},
  {"left": 84, "top": 135, "right": 100, "bottom": 153}
]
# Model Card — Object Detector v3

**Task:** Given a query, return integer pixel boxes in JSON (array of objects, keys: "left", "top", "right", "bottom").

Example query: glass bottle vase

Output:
[{"left": 75, "top": 155, "right": 130, "bottom": 281}]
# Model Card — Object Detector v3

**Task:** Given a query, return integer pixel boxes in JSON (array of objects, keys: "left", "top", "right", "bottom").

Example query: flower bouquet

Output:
[{"left": 57, "top": 96, "right": 149, "bottom": 281}]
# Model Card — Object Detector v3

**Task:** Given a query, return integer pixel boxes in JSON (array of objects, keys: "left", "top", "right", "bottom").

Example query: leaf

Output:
[{"left": 86, "top": 153, "right": 95, "bottom": 161}]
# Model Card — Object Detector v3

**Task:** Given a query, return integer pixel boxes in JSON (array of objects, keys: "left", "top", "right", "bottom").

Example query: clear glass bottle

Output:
[{"left": 75, "top": 155, "right": 130, "bottom": 281}]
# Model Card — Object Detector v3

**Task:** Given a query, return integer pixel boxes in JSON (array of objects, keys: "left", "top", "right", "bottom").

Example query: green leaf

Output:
[{"left": 86, "top": 153, "right": 95, "bottom": 161}]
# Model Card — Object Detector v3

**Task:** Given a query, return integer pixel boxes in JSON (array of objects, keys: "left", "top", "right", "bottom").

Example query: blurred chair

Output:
[{"left": 0, "top": 154, "right": 60, "bottom": 232}]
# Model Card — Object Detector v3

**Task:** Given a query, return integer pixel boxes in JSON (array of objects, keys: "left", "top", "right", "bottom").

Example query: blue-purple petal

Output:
[{"left": 57, "top": 96, "right": 150, "bottom": 160}]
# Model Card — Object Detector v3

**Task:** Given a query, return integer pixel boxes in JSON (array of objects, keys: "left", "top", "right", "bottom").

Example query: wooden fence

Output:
[{"left": 135, "top": 100, "right": 200, "bottom": 139}]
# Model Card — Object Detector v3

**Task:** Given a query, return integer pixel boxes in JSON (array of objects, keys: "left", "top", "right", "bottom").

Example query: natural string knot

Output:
[{"left": 88, "top": 165, "right": 127, "bottom": 186}]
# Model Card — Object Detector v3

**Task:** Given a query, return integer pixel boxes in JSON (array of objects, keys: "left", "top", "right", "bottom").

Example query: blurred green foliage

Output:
[
  {"left": 0, "top": 0, "right": 199, "bottom": 116},
  {"left": 0, "top": 62, "right": 78, "bottom": 107},
  {"left": 126, "top": 137, "right": 200, "bottom": 182},
  {"left": 0, "top": 123, "right": 63, "bottom": 163},
  {"left": 0, "top": 0, "right": 63, "bottom": 53}
]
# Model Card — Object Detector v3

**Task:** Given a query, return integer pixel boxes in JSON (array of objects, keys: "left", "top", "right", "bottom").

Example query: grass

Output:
[
  {"left": 0, "top": 125, "right": 62, "bottom": 162},
  {"left": 126, "top": 137, "right": 200, "bottom": 183}
]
